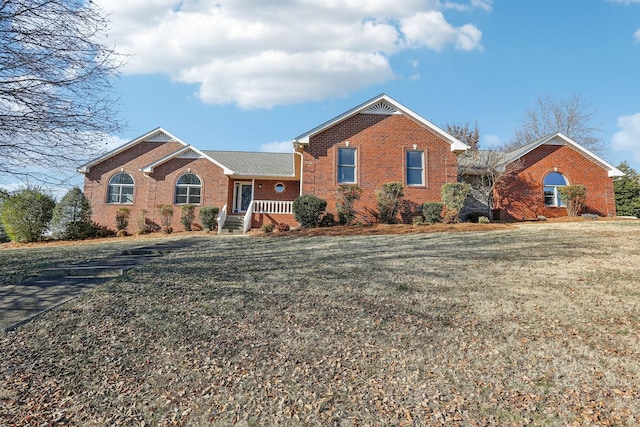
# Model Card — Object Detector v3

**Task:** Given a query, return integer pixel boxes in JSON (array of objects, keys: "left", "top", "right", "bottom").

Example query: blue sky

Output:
[{"left": 4, "top": 0, "right": 640, "bottom": 194}]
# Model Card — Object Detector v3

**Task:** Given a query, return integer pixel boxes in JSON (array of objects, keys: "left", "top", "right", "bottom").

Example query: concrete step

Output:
[{"left": 40, "top": 265, "right": 131, "bottom": 278}]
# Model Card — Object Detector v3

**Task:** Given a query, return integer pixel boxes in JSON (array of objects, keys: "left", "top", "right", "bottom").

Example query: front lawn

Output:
[{"left": 1, "top": 221, "right": 639, "bottom": 425}]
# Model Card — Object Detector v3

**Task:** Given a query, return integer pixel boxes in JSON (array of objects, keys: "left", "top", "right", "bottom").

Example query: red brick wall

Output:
[
  {"left": 302, "top": 113, "right": 458, "bottom": 221},
  {"left": 83, "top": 141, "right": 230, "bottom": 232},
  {"left": 496, "top": 144, "right": 617, "bottom": 220}
]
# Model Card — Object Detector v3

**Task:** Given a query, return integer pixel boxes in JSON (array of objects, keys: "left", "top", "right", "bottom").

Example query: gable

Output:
[
  {"left": 504, "top": 133, "right": 623, "bottom": 178},
  {"left": 77, "top": 128, "right": 187, "bottom": 174},
  {"left": 293, "top": 94, "right": 468, "bottom": 153}
]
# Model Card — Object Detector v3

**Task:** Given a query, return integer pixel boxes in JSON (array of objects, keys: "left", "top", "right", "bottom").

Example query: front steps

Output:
[{"left": 221, "top": 215, "right": 244, "bottom": 234}]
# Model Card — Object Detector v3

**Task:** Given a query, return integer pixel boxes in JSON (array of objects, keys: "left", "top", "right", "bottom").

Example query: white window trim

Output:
[
  {"left": 543, "top": 172, "right": 567, "bottom": 207},
  {"left": 337, "top": 147, "right": 357, "bottom": 184},
  {"left": 107, "top": 173, "right": 135, "bottom": 204},
  {"left": 406, "top": 150, "right": 425, "bottom": 187},
  {"left": 175, "top": 173, "right": 202, "bottom": 205}
]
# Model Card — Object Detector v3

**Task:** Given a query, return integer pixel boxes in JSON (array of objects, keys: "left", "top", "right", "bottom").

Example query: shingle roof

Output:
[{"left": 203, "top": 151, "right": 295, "bottom": 177}]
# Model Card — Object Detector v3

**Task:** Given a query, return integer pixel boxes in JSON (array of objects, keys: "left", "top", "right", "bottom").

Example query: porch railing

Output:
[
  {"left": 253, "top": 200, "right": 293, "bottom": 215},
  {"left": 217, "top": 204, "right": 227, "bottom": 235},
  {"left": 243, "top": 200, "right": 255, "bottom": 234}
]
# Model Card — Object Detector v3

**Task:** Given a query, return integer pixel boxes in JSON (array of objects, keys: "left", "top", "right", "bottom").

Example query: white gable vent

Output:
[
  {"left": 146, "top": 131, "right": 174, "bottom": 142},
  {"left": 179, "top": 149, "right": 202, "bottom": 159},
  {"left": 363, "top": 101, "right": 398, "bottom": 115}
]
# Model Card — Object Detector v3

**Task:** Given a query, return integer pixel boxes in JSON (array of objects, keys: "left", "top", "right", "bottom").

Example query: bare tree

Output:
[
  {"left": 505, "top": 94, "right": 604, "bottom": 155},
  {"left": 458, "top": 148, "right": 524, "bottom": 220},
  {"left": 447, "top": 121, "right": 479, "bottom": 150},
  {"left": 0, "top": 0, "right": 124, "bottom": 183}
]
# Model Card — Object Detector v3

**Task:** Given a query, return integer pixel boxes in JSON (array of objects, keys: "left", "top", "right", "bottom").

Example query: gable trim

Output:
[
  {"left": 141, "top": 145, "right": 233, "bottom": 175},
  {"left": 293, "top": 93, "right": 469, "bottom": 153},
  {"left": 504, "top": 133, "right": 624, "bottom": 178},
  {"left": 77, "top": 128, "right": 187, "bottom": 174}
]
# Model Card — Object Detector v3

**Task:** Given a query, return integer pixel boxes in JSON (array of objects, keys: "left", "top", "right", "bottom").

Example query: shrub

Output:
[
  {"left": 412, "top": 216, "right": 425, "bottom": 226},
  {"left": 319, "top": 212, "right": 337, "bottom": 228},
  {"left": 336, "top": 184, "right": 362, "bottom": 225},
  {"left": 157, "top": 204, "right": 174, "bottom": 233},
  {"left": 115, "top": 207, "right": 130, "bottom": 231},
  {"left": 0, "top": 186, "right": 56, "bottom": 243},
  {"left": 478, "top": 216, "right": 490, "bottom": 224},
  {"left": 50, "top": 187, "right": 93, "bottom": 240},
  {"left": 292, "top": 195, "right": 327, "bottom": 228},
  {"left": 199, "top": 206, "right": 219, "bottom": 230},
  {"left": 376, "top": 182, "right": 404, "bottom": 224},
  {"left": 558, "top": 184, "right": 587, "bottom": 217},
  {"left": 276, "top": 222, "right": 290, "bottom": 232},
  {"left": 261, "top": 223, "right": 274, "bottom": 233},
  {"left": 136, "top": 209, "right": 148, "bottom": 235},
  {"left": 180, "top": 204, "right": 196, "bottom": 231},
  {"left": 441, "top": 183, "right": 471, "bottom": 224},
  {"left": 465, "top": 211, "right": 488, "bottom": 223},
  {"left": 0, "top": 189, "right": 9, "bottom": 243},
  {"left": 422, "top": 202, "right": 444, "bottom": 224}
]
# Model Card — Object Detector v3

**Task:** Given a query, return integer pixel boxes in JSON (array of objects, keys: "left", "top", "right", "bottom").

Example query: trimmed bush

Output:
[
  {"left": 261, "top": 223, "right": 274, "bottom": 233},
  {"left": 115, "top": 207, "right": 130, "bottom": 231},
  {"left": 478, "top": 216, "right": 490, "bottom": 224},
  {"left": 157, "top": 204, "right": 174, "bottom": 233},
  {"left": 180, "top": 204, "right": 196, "bottom": 231},
  {"left": 336, "top": 184, "right": 362, "bottom": 225},
  {"left": 422, "top": 202, "right": 444, "bottom": 224},
  {"left": 276, "top": 222, "right": 290, "bottom": 232},
  {"left": 376, "top": 182, "right": 404, "bottom": 224},
  {"left": 292, "top": 195, "right": 327, "bottom": 228},
  {"left": 199, "top": 206, "right": 219, "bottom": 231},
  {"left": 51, "top": 187, "right": 93, "bottom": 240},
  {"left": 1, "top": 186, "right": 56, "bottom": 243},
  {"left": 319, "top": 212, "right": 337, "bottom": 228},
  {"left": 441, "top": 183, "right": 471, "bottom": 224}
]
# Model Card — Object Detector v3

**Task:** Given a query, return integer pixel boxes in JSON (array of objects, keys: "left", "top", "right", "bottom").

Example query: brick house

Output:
[
  {"left": 78, "top": 94, "right": 622, "bottom": 232},
  {"left": 461, "top": 133, "right": 623, "bottom": 221}
]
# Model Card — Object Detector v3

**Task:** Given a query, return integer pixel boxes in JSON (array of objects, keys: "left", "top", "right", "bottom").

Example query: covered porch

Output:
[{"left": 217, "top": 178, "right": 299, "bottom": 233}]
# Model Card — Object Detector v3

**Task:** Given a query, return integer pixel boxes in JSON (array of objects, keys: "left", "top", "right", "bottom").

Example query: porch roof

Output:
[{"left": 204, "top": 151, "right": 296, "bottom": 178}]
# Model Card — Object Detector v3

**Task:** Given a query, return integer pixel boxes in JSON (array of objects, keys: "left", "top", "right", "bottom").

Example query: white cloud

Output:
[
  {"left": 606, "top": 0, "right": 640, "bottom": 4},
  {"left": 612, "top": 113, "right": 640, "bottom": 162},
  {"left": 260, "top": 141, "right": 293, "bottom": 153},
  {"left": 95, "top": 0, "right": 486, "bottom": 108},
  {"left": 443, "top": 0, "right": 493, "bottom": 12},
  {"left": 634, "top": 29, "right": 640, "bottom": 43}
]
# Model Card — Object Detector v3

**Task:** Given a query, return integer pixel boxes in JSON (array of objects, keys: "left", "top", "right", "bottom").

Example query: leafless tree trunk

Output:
[
  {"left": 458, "top": 149, "right": 524, "bottom": 220},
  {"left": 0, "top": 0, "right": 124, "bottom": 183},
  {"left": 505, "top": 94, "right": 604, "bottom": 155}
]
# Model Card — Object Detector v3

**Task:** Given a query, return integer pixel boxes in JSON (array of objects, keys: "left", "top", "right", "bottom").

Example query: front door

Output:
[{"left": 233, "top": 182, "right": 253, "bottom": 213}]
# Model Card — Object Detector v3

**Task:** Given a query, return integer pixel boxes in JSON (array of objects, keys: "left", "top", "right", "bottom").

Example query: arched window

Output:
[
  {"left": 107, "top": 173, "right": 134, "bottom": 204},
  {"left": 175, "top": 173, "right": 201, "bottom": 204},
  {"left": 543, "top": 172, "right": 567, "bottom": 207}
]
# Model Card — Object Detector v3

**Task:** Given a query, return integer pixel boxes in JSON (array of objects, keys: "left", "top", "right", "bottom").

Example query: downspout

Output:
[{"left": 294, "top": 147, "right": 304, "bottom": 196}]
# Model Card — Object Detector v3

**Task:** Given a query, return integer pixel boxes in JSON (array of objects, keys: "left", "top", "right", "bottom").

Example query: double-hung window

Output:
[
  {"left": 175, "top": 173, "right": 202, "bottom": 204},
  {"left": 338, "top": 147, "right": 356, "bottom": 184},
  {"left": 406, "top": 150, "right": 424, "bottom": 186}
]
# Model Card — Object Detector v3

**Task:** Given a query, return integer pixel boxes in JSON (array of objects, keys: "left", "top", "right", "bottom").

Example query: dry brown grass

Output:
[{"left": 1, "top": 220, "right": 640, "bottom": 425}]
